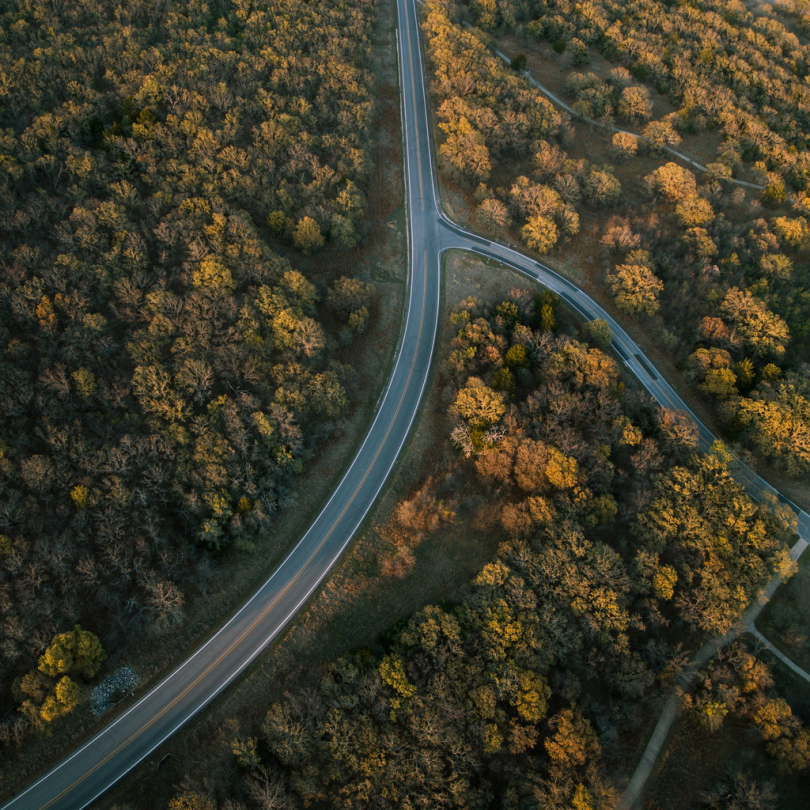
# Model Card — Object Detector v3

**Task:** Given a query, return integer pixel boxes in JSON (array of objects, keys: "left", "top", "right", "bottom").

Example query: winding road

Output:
[{"left": 3, "top": 1, "right": 808, "bottom": 808}]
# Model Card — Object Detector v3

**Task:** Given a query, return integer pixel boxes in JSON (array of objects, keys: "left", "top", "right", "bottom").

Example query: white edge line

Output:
[
  {"left": 9, "top": 5, "right": 427, "bottom": 808},
  {"left": 440, "top": 236, "right": 810, "bottom": 542}
]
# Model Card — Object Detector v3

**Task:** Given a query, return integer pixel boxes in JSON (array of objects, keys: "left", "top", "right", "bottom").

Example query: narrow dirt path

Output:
[
  {"left": 617, "top": 535, "right": 808, "bottom": 809},
  {"left": 460, "top": 19, "right": 766, "bottom": 191}
]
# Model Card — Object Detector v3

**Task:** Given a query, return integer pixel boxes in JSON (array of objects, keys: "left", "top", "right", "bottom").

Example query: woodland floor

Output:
[
  {"left": 758, "top": 551, "right": 810, "bottom": 675},
  {"left": 643, "top": 644, "right": 810, "bottom": 810},
  {"left": 490, "top": 26, "right": 742, "bottom": 179}
]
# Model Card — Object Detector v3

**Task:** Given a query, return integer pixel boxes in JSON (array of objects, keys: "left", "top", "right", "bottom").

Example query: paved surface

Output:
[
  {"left": 749, "top": 625, "right": 810, "bottom": 684},
  {"left": 476, "top": 26, "right": 765, "bottom": 190},
  {"left": 4, "top": 2, "right": 807, "bottom": 808}
]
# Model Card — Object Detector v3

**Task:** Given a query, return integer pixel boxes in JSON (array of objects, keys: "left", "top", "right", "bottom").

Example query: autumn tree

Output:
[
  {"left": 607, "top": 258, "right": 663, "bottom": 315},
  {"left": 39, "top": 626, "right": 105, "bottom": 680},
  {"left": 719, "top": 288, "right": 790, "bottom": 359}
]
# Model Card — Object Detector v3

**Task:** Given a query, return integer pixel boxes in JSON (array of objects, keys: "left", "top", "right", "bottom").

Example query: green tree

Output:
[
  {"left": 701, "top": 368, "right": 738, "bottom": 398},
  {"left": 505, "top": 343, "right": 529, "bottom": 370},
  {"left": 39, "top": 676, "right": 81, "bottom": 723},
  {"left": 762, "top": 182, "right": 787, "bottom": 207},
  {"left": 652, "top": 566, "right": 677, "bottom": 600},
  {"left": 71, "top": 368, "right": 97, "bottom": 401},
  {"left": 192, "top": 258, "right": 236, "bottom": 292},
  {"left": 583, "top": 319, "right": 612, "bottom": 349},
  {"left": 232, "top": 736, "right": 261, "bottom": 770},
  {"left": 510, "top": 53, "right": 527, "bottom": 71},
  {"left": 327, "top": 277, "right": 373, "bottom": 315},
  {"left": 280, "top": 270, "right": 319, "bottom": 313},
  {"left": 582, "top": 167, "right": 621, "bottom": 206},
  {"left": 70, "top": 485, "right": 90, "bottom": 509}
]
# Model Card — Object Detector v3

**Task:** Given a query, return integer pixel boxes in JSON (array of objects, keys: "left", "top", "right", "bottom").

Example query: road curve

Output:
[
  {"left": 4, "top": 1, "right": 806, "bottom": 808},
  {"left": 436, "top": 221, "right": 810, "bottom": 552},
  {"left": 1, "top": 1, "right": 441, "bottom": 808}
]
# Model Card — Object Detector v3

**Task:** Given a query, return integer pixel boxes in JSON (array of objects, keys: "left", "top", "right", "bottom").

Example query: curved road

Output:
[{"left": 4, "top": 1, "right": 807, "bottom": 808}]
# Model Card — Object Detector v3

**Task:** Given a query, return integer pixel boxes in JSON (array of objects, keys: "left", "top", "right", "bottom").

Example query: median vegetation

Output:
[{"left": 167, "top": 289, "right": 799, "bottom": 809}]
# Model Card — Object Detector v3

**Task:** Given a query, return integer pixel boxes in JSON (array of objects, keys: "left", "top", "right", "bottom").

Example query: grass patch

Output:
[
  {"left": 644, "top": 647, "right": 810, "bottom": 810},
  {"left": 489, "top": 26, "right": 737, "bottom": 176}
]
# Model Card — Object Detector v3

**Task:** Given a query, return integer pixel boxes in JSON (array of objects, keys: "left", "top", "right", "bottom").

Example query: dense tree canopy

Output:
[
  {"left": 169, "top": 294, "right": 797, "bottom": 809},
  {"left": 0, "top": 0, "right": 382, "bottom": 750},
  {"left": 424, "top": 0, "right": 810, "bottom": 476}
]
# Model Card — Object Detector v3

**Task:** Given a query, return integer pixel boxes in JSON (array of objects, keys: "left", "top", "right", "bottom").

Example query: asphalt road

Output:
[{"left": 4, "top": 1, "right": 807, "bottom": 808}]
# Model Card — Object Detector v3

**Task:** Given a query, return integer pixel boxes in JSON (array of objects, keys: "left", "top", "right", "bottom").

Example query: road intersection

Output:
[{"left": 3, "top": 1, "right": 807, "bottom": 808}]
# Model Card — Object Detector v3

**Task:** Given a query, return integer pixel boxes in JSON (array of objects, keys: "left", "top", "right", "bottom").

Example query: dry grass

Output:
[
  {"left": 492, "top": 27, "right": 739, "bottom": 174},
  {"left": 429, "top": 24, "right": 810, "bottom": 514},
  {"left": 644, "top": 641, "right": 810, "bottom": 810},
  {"left": 757, "top": 552, "right": 810, "bottom": 674},
  {"left": 644, "top": 713, "right": 762, "bottom": 810},
  {"left": 644, "top": 645, "right": 810, "bottom": 810}
]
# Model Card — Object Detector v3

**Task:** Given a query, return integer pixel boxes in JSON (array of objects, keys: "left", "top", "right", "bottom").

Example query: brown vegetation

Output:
[
  {"left": 160, "top": 282, "right": 798, "bottom": 809},
  {"left": 0, "top": 0, "right": 388, "bottom": 759},
  {"left": 423, "top": 0, "right": 810, "bottom": 484}
]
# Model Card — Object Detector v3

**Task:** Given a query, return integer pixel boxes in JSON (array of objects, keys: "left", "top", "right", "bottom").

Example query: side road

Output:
[
  {"left": 2, "top": 3, "right": 804, "bottom": 808},
  {"left": 459, "top": 18, "right": 765, "bottom": 191}
]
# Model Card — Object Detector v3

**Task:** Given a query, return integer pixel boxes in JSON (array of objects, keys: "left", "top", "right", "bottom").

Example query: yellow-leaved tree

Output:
[{"left": 38, "top": 624, "right": 106, "bottom": 679}]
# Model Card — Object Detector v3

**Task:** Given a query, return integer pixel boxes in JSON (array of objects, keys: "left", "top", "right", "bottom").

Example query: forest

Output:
[
  {"left": 423, "top": 0, "right": 810, "bottom": 481},
  {"left": 0, "top": 0, "right": 382, "bottom": 748},
  {"left": 164, "top": 293, "right": 805, "bottom": 809}
]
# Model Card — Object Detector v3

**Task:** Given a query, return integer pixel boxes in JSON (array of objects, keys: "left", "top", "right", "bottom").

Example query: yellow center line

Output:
[{"left": 40, "top": 238, "right": 430, "bottom": 810}]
